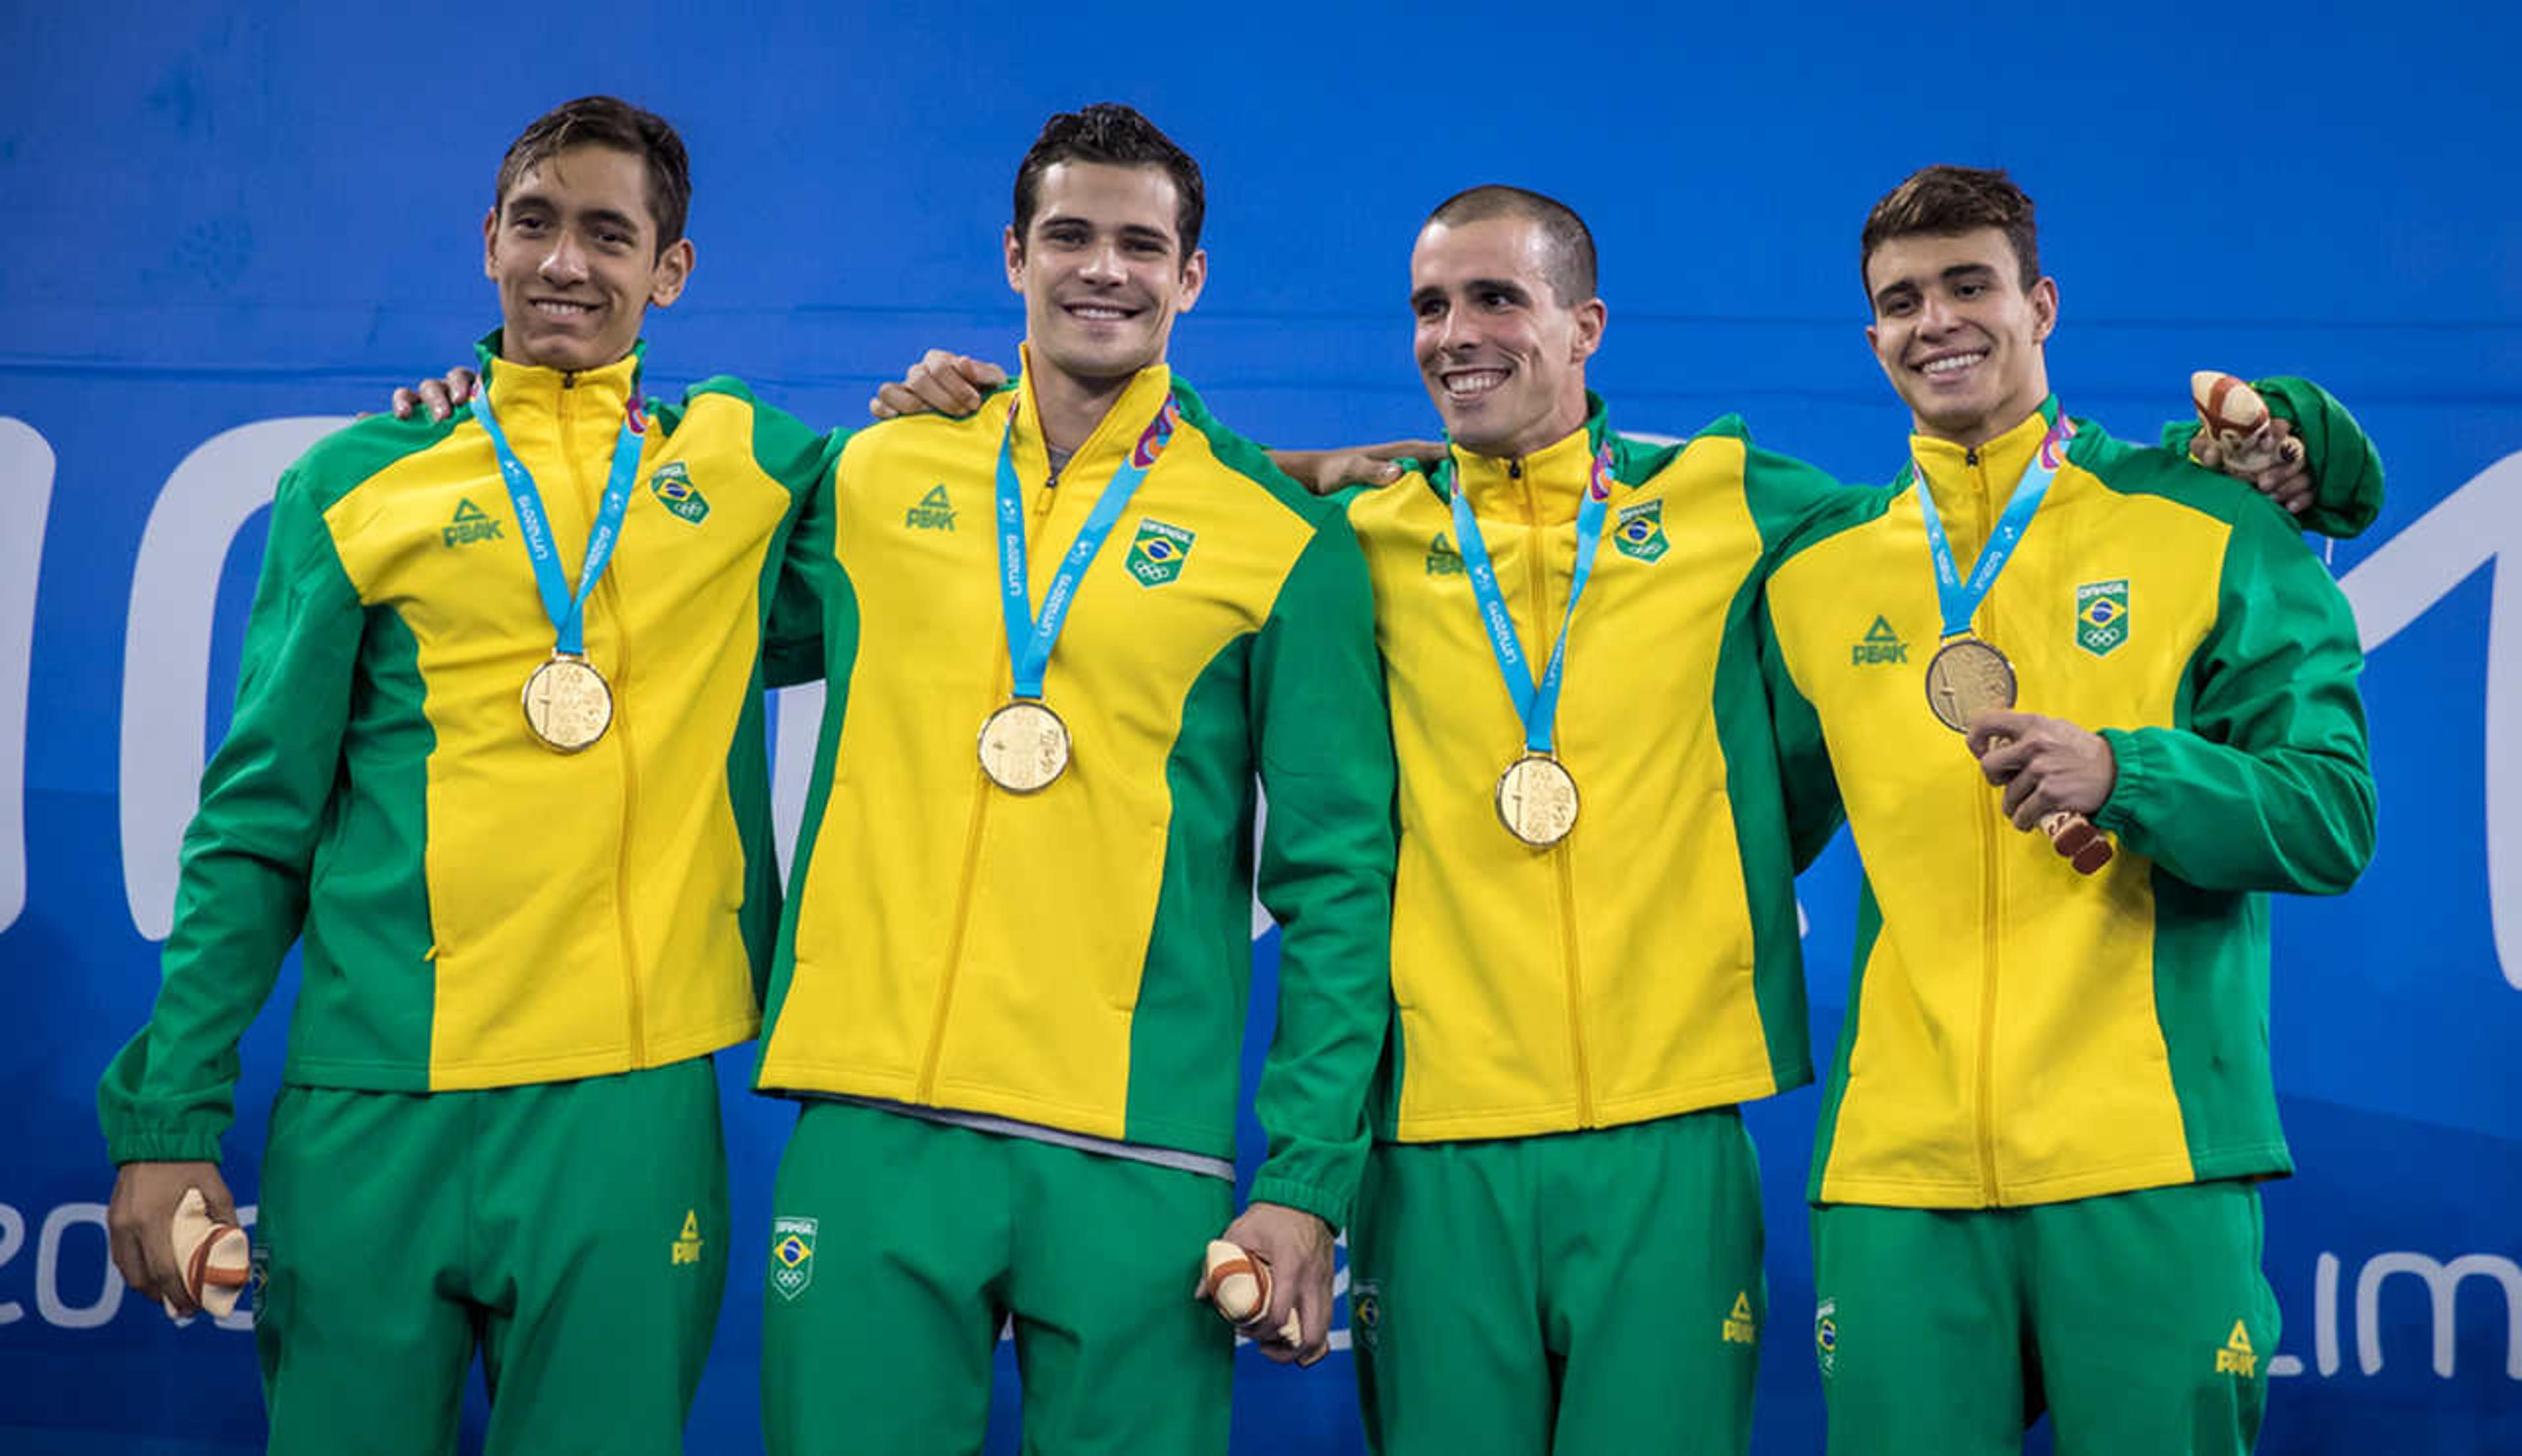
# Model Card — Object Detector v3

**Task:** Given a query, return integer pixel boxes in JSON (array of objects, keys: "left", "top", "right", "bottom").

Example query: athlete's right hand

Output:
[
  {"left": 108, "top": 1160, "right": 236, "bottom": 1317},
  {"left": 391, "top": 368, "right": 481, "bottom": 422},
  {"left": 870, "top": 351, "right": 1008, "bottom": 421},
  {"left": 1270, "top": 441, "right": 1445, "bottom": 495}
]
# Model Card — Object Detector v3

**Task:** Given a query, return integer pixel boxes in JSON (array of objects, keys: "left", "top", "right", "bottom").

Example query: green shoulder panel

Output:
[{"left": 1172, "top": 379, "right": 1342, "bottom": 529}]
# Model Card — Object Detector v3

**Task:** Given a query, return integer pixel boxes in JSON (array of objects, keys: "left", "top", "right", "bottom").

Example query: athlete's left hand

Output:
[
  {"left": 1214, "top": 1201, "right": 1335, "bottom": 1367},
  {"left": 1966, "top": 709, "right": 2117, "bottom": 828},
  {"left": 2193, "top": 416, "right": 2312, "bottom": 517}
]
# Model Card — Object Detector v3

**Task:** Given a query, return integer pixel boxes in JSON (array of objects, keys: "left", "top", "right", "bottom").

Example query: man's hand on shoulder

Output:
[
  {"left": 1214, "top": 1200, "right": 1336, "bottom": 1367},
  {"left": 2192, "top": 415, "right": 2312, "bottom": 517},
  {"left": 870, "top": 351, "right": 1007, "bottom": 421},
  {"left": 1270, "top": 441, "right": 1445, "bottom": 496},
  {"left": 108, "top": 1160, "right": 236, "bottom": 1317},
  {"left": 389, "top": 368, "right": 480, "bottom": 422}
]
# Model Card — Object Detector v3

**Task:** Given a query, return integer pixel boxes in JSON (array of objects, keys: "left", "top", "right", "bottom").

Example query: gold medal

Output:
[
  {"left": 978, "top": 699, "right": 1071, "bottom": 793},
  {"left": 1924, "top": 637, "right": 2017, "bottom": 733},
  {"left": 1494, "top": 753, "right": 1580, "bottom": 848},
  {"left": 522, "top": 653, "right": 613, "bottom": 753}
]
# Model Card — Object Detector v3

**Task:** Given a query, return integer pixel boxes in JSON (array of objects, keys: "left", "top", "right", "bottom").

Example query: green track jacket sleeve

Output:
[
  {"left": 98, "top": 466, "right": 365, "bottom": 1164},
  {"left": 1244, "top": 518, "right": 1398, "bottom": 1229},
  {"left": 2094, "top": 495, "right": 2378, "bottom": 894},
  {"left": 2159, "top": 374, "right": 2385, "bottom": 540},
  {"left": 763, "top": 420, "right": 850, "bottom": 690}
]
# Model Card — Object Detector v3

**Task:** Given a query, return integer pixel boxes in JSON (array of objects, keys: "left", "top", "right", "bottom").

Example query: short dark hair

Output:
[
  {"left": 1859, "top": 165, "right": 2039, "bottom": 298},
  {"left": 494, "top": 96, "right": 691, "bottom": 255},
  {"left": 1424, "top": 185, "right": 1597, "bottom": 306},
  {"left": 1011, "top": 104, "right": 1206, "bottom": 257}
]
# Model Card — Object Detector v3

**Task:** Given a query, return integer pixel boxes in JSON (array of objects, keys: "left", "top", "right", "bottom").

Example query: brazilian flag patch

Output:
[
  {"left": 650, "top": 461, "right": 709, "bottom": 525},
  {"left": 1126, "top": 518, "right": 1195, "bottom": 587},
  {"left": 1614, "top": 499, "right": 1669, "bottom": 562},
  {"left": 2076, "top": 579, "right": 2129, "bottom": 656},
  {"left": 769, "top": 1215, "right": 816, "bottom": 1302}
]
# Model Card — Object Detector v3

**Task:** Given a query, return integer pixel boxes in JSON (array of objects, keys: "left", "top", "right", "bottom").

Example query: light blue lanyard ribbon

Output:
[
  {"left": 1441, "top": 444, "right": 1616, "bottom": 756},
  {"left": 995, "top": 393, "right": 1180, "bottom": 700},
  {"left": 1914, "top": 414, "right": 2075, "bottom": 639},
  {"left": 472, "top": 380, "right": 648, "bottom": 657}
]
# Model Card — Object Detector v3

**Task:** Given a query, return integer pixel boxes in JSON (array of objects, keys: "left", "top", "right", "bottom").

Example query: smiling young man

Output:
[
  {"left": 1761, "top": 165, "right": 2380, "bottom": 1455},
  {"left": 97, "top": 97, "right": 833, "bottom": 1453},
  {"left": 751, "top": 104, "right": 1393, "bottom": 1454}
]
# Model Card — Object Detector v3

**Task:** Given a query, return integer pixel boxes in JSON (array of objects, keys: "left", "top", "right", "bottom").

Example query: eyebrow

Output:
[
  {"left": 1036, "top": 214, "right": 1177, "bottom": 250},
  {"left": 1410, "top": 277, "right": 1533, "bottom": 311},
  {"left": 1870, "top": 263, "right": 1997, "bottom": 311}
]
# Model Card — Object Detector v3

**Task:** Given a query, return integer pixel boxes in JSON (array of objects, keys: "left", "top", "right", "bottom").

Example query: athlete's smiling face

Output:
[
  {"left": 1865, "top": 226, "right": 2055, "bottom": 447},
  {"left": 483, "top": 143, "right": 692, "bottom": 372},
  {"left": 1410, "top": 213, "right": 1603, "bottom": 460},
  {"left": 1007, "top": 160, "right": 1206, "bottom": 388}
]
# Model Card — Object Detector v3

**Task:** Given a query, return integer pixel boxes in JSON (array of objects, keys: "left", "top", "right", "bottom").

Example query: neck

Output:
[
  {"left": 1467, "top": 397, "right": 1589, "bottom": 464},
  {"left": 1028, "top": 363, "right": 1138, "bottom": 458}
]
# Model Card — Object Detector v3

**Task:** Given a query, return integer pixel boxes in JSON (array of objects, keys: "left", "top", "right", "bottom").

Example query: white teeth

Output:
[
  {"left": 533, "top": 300, "right": 594, "bottom": 317},
  {"left": 1922, "top": 352, "right": 1985, "bottom": 376},
  {"left": 1444, "top": 369, "right": 1508, "bottom": 398},
  {"left": 1070, "top": 305, "right": 1130, "bottom": 320}
]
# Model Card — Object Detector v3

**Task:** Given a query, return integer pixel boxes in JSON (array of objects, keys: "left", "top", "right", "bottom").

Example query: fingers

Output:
[
  {"left": 946, "top": 353, "right": 1009, "bottom": 393},
  {"left": 1964, "top": 709, "right": 2035, "bottom": 762},
  {"left": 2188, "top": 434, "right": 2223, "bottom": 470},
  {"left": 1323, "top": 452, "right": 1405, "bottom": 491},
  {"left": 389, "top": 387, "right": 423, "bottom": 420},
  {"left": 108, "top": 1164, "right": 195, "bottom": 1313},
  {"left": 870, "top": 381, "right": 922, "bottom": 421},
  {"left": 418, "top": 380, "right": 456, "bottom": 421}
]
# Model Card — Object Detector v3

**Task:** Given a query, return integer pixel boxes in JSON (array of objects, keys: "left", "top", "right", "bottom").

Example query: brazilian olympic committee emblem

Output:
[
  {"left": 1814, "top": 1296, "right": 1838, "bottom": 1379},
  {"left": 2076, "top": 578, "right": 2129, "bottom": 657},
  {"left": 1126, "top": 518, "right": 1196, "bottom": 587},
  {"left": 1349, "top": 1279, "right": 1382, "bottom": 1352},
  {"left": 770, "top": 1215, "right": 818, "bottom": 1302},
  {"left": 1613, "top": 498, "right": 1670, "bottom": 562},
  {"left": 650, "top": 460, "right": 709, "bottom": 525}
]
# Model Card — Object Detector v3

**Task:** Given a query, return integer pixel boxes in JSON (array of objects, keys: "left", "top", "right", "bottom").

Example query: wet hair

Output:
[
  {"left": 1011, "top": 103, "right": 1206, "bottom": 256},
  {"left": 494, "top": 96, "right": 690, "bottom": 255},
  {"left": 1423, "top": 185, "right": 1598, "bottom": 305},
  {"left": 1859, "top": 164, "right": 2039, "bottom": 298}
]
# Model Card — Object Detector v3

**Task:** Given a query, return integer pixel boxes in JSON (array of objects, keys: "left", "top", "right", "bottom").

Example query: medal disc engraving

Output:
[
  {"left": 1494, "top": 754, "right": 1580, "bottom": 848},
  {"left": 522, "top": 655, "right": 613, "bottom": 752},
  {"left": 1924, "top": 638, "right": 2017, "bottom": 733},
  {"left": 978, "top": 699, "right": 1071, "bottom": 793}
]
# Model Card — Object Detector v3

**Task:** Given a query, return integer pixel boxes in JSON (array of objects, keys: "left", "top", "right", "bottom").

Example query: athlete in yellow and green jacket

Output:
[
  {"left": 1763, "top": 165, "right": 2379, "bottom": 1456},
  {"left": 752, "top": 106, "right": 1394, "bottom": 1456},
  {"left": 98, "top": 99, "right": 831, "bottom": 1455}
]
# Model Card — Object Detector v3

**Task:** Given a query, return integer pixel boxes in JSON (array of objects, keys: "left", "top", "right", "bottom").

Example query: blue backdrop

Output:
[{"left": 4, "top": 3, "right": 2516, "bottom": 1451}]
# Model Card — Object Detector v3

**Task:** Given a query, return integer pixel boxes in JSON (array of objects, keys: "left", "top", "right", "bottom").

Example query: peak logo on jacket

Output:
[
  {"left": 442, "top": 498, "right": 504, "bottom": 547},
  {"left": 906, "top": 483, "right": 956, "bottom": 531},
  {"left": 1851, "top": 615, "right": 1909, "bottom": 665}
]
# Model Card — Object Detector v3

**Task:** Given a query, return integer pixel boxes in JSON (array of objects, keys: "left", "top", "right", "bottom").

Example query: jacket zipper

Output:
[
  {"left": 563, "top": 370, "right": 648, "bottom": 1065},
  {"left": 1964, "top": 445, "right": 1999, "bottom": 1202},
  {"left": 1513, "top": 457, "right": 1596, "bottom": 1126},
  {"left": 918, "top": 442, "right": 1065, "bottom": 1103}
]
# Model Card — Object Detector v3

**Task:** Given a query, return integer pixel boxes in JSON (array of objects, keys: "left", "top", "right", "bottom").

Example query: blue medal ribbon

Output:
[
  {"left": 995, "top": 392, "right": 1181, "bottom": 699},
  {"left": 1441, "top": 444, "right": 1616, "bottom": 756},
  {"left": 472, "top": 376, "right": 648, "bottom": 657},
  {"left": 1915, "top": 413, "right": 2075, "bottom": 640}
]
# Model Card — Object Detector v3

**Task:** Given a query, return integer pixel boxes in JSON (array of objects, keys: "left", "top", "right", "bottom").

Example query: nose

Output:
[
  {"left": 1433, "top": 305, "right": 1478, "bottom": 355},
  {"left": 1916, "top": 290, "right": 1959, "bottom": 334},
  {"left": 539, "top": 231, "right": 589, "bottom": 285},
  {"left": 1078, "top": 239, "right": 1125, "bottom": 285}
]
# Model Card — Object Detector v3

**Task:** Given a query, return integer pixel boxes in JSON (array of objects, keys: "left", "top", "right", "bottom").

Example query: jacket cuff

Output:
[
  {"left": 1247, "top": 1172, "right": 1349, "bottom": 1232},
  {"left": 2094, "top": 727, "right": 2154, "bottom": 837},
  {"left": 106, "top": 1126, "right": 225, "bottom": 1166}
]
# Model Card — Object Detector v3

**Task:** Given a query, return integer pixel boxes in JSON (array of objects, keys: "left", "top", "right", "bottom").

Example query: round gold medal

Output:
[
  {"left": 978, "top": 699, "right": 1071, "bottom": 793},
  {"left": 1494, "top": 753, "right": 1580, "bottom": 848},
  {"left": 1924, "top": 637, "right": 2017, "bottom": 733},
  {"left": 522, "top": 653, "right": 613, "bottom": 753}
]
